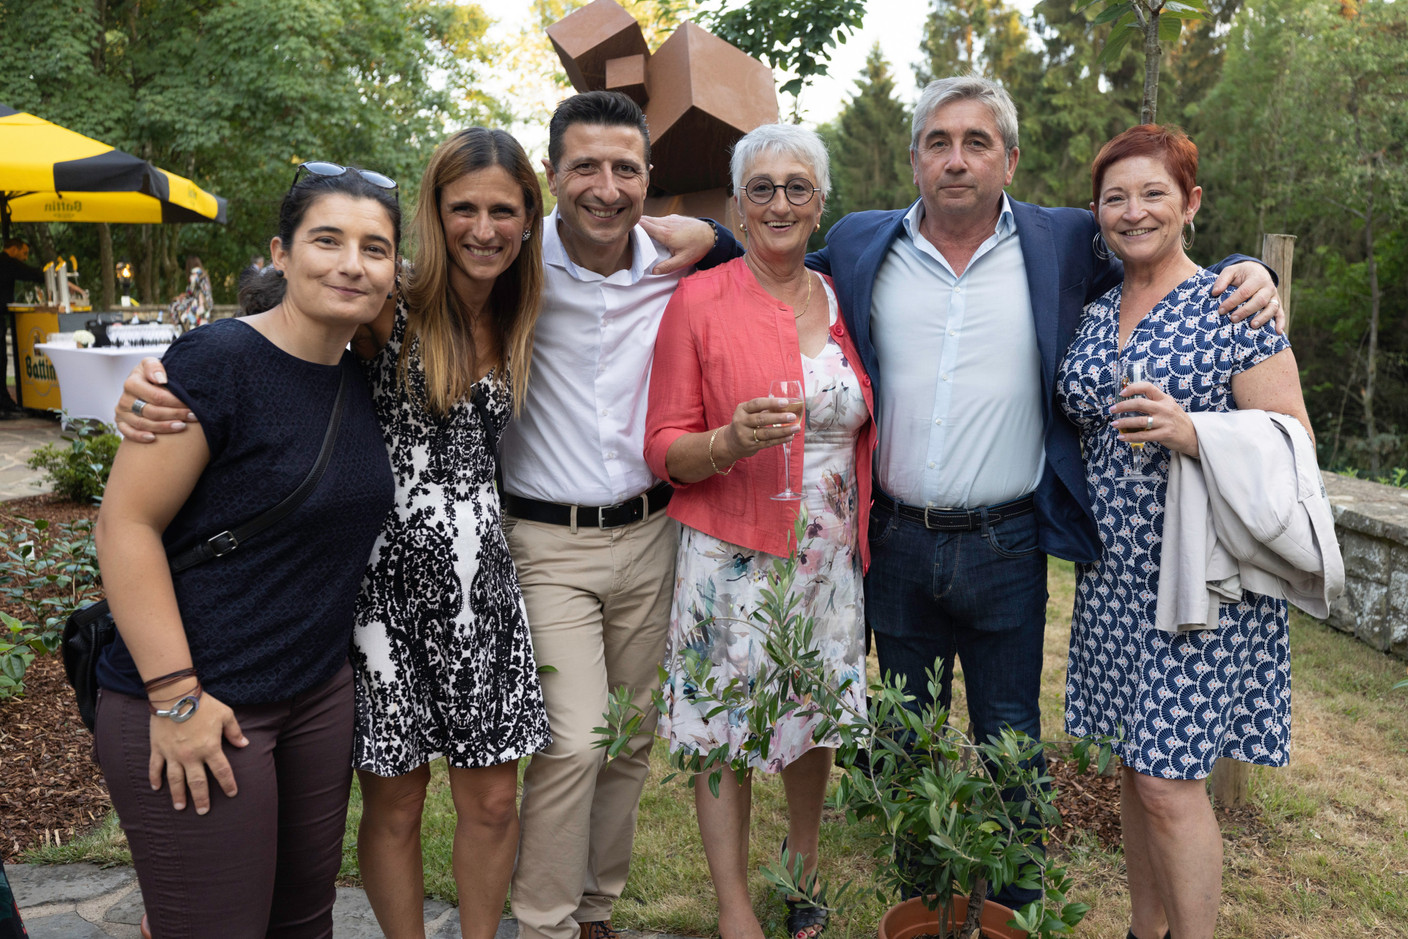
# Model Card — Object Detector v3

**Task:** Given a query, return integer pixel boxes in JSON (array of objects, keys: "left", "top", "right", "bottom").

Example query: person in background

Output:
[
  {"left": 1058, "top": 124, "right": 1320, "bottom": 939},
  {"left": 0, "top": 238, "right": 44, "bottom": 417},
  {"left": 644, "top": 123, "right": 873, "bottom": 939},
  {"left": 93, "top": 165, "right": 399, "bottom": 938},
  {"left": 169, "top": 255, "right": 213, "bottom": 329}
]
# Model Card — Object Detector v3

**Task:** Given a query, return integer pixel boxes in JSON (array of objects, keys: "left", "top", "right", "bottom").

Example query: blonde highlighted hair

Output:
[{"left": 402, "top": 128, "right": 544, "bottom": 416}]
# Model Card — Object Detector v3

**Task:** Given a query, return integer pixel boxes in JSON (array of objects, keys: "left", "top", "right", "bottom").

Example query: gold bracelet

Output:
[{"left": 708, "top": 427, "right": 734, "bottom": 476}]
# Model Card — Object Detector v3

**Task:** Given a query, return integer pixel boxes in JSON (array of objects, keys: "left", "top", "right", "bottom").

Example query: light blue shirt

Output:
[{"left": 870, "top": 195, "right": 1045, "bottom": 509}]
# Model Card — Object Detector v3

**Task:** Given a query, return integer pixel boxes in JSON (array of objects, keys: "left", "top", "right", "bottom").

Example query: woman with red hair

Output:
[{"left": 1055, "top": 126, "right": 1322, "bottom": 939}]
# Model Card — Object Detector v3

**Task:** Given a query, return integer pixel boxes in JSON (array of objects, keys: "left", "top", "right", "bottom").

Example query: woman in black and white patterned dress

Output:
[{"left": 349, "top": 128, "right": 551, "bottom": 939}]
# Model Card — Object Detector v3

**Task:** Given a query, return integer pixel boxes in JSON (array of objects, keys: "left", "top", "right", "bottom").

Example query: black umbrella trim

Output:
[{"left": 53, "top": 150, "right": 164, "bottom": 196}]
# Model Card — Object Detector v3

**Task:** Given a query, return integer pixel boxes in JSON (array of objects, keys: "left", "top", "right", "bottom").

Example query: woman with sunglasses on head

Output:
[
  {"left": 94, "top": 165, "right": 399, "bottom": 938},
  {"left": 644, "top": 123, "right": 875, "bottom": 939}
]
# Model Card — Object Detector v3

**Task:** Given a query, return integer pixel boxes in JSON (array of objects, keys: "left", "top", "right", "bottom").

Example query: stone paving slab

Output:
[
  {"left": 0, "top": 414, "right": 65, "bottom": 501},
  {"left": 7, "top": 861, "right": 702, "bottom": 939}
]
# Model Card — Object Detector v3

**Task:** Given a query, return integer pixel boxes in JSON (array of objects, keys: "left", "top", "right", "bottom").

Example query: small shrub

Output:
[
  {"left": 26, "top": 419, "right": 120, "bottom": 503},
  {"left": 0, "top": 517, "right": 101, "bottom": 700}
]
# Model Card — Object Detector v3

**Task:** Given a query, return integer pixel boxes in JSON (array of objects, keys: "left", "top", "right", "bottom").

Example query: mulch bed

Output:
[
  {"left": 0, "top": 495, "right": 1128, "bottom": 864},
  {"left": 1048, "top": 755, "right": 1123, "bottom": 850},
  {"left": 1, "top": 494, "right": 109, "bottom": 862}
]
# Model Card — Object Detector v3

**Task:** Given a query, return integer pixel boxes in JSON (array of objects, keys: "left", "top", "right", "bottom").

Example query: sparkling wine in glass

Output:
[
  {"left": 1118, "top": 359, "right": 1157, "bottom": 483},
  {"left": 769, "top": 379, "right": 804, "bottom": 501}
]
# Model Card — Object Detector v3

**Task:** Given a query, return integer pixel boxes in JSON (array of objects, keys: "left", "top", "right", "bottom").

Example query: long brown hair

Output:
[{"left": 402, "top": 128, "right": 544, "bottom": 416}]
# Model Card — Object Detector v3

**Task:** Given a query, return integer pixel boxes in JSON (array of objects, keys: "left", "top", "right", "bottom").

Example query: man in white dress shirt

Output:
[{"left": 499, "top": 90, "right": 720, "bottom": 939}]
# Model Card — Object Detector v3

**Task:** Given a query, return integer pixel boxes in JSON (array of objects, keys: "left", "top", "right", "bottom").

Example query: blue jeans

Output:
[{"left": 865, "top": 493, "right": 1048, "bottom": 907}]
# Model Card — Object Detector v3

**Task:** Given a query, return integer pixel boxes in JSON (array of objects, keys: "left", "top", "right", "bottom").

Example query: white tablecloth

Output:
[{"left": 34, "top": 344, "right": 170, "bottom": 430}]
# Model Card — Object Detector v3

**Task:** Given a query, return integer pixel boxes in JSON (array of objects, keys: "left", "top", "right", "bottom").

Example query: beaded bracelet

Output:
[{"left": 708, "top": 427, "right": 734, "bottom": 476}]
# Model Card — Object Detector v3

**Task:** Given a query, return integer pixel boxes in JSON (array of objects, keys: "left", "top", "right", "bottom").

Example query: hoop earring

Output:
[
  {"left": 1182, "top": 220, "right": 1195, "bottom": 251},
  {"left": 1092, "top": 231, "right": 1111, "bottom": 261}
]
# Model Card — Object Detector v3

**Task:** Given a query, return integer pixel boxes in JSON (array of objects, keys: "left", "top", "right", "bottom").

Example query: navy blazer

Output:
[
  {"left": 805, "top": 199, "right": 1117, "bottom": 564},
  {"left": 707, "top": 200, "right": 1258, "bottom": 565}
]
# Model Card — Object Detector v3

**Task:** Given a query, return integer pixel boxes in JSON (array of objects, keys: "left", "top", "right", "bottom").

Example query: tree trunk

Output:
[
  {"left": 1362, "top": 172, "right": 1379, "bottom": 475},
  {"left": 97, "top": 224, "right": 115, "bottom": 311},
  {"left": 138, "top": 225, "right": 156, "bottom": 307},
  {"left": 1262, "top": 234, "right": 1297, "bottom": 336},
  {"left": 1139, "top": 2, "right": 1162, "bottom": 124}
]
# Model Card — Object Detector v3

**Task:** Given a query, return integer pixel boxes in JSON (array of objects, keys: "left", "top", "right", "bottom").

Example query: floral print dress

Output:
[
  {"left": 658, "top": 290, "right": 868, "bottom": 772},
  {"left": 1056, "top": 268, "right": 1293, "bottom": 780}
]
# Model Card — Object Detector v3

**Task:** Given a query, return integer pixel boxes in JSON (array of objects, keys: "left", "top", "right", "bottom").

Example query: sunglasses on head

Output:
[{"left": 292, "top": 161, "right": 398, "bottom": 192}]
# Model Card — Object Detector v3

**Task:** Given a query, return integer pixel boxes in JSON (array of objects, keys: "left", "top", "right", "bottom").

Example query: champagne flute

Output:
[
  {"left": 769, "top": 379, "right": 805, "bottom": 501},
  {"left": 1117, "top": 358, "right": 1158, "bottom": 482}
]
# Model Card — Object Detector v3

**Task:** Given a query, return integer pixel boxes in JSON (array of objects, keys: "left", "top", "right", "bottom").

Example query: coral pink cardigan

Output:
[{"left": 645, "top": 258, "right": 876, "bottom": 568}]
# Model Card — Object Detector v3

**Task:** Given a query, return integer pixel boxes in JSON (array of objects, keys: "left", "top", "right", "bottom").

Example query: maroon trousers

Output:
[{"left": 95, "top": 663, "right": 354, "bottom": 939}]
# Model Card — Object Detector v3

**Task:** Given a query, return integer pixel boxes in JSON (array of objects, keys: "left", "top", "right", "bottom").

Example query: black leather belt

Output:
[
  {"left": 503, "top": 482, "right": 672, "bottom": 530},
  {"left": 874, "top": 490, "right": 1035, "bottom": 532}
]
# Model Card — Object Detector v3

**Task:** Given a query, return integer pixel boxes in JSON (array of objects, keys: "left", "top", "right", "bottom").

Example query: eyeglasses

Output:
[
  {"left": 291, "top": 161, "right": 398, "bottom": 192},
  {"left": 743, "top": 176, "right": 820, "bottom": 206}
]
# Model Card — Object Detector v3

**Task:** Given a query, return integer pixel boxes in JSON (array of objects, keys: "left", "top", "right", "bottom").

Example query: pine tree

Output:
[{"left": 820, "top": 44, "right": 915, "bottom": 240}]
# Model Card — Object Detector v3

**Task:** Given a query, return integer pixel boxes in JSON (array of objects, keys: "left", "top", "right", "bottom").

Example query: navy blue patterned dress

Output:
[{"left": 1056, "top": 268, "right": 1293, "bottom": 780}]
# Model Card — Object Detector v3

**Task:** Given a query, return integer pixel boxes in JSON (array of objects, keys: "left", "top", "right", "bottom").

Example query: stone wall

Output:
[{"left": 1323, "top": 472, "right": 1408, "bottom": 660}]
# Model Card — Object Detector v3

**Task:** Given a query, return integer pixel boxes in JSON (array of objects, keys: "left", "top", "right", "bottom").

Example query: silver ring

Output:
[
  {"left": 1145, "top": 415, "right": 1154, "bottom": 431},
  {"left": 131, "top": 398, "right": 148, "bottom": 417}
]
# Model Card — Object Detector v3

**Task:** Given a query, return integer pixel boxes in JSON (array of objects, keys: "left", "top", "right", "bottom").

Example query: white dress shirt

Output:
[
  {"left": 870, "top": 195, "right": 1045, "bottom": 509},
  {"left": 500, "top": 208, "right": 685, "bottom": 505}
]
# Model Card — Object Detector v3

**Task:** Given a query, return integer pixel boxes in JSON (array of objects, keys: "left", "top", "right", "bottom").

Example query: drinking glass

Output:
[
  {"left": 1117, "top": 358, "right": 1158, "bottom": 482},
  {"left": 769, "top": 379, "right": 805, "bottom": 501}
]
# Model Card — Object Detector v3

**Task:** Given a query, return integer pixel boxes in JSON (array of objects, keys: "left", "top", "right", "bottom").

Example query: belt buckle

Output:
[
  {"left": 601, "top": 492, "right": 651, "bottom": 530},
  {"left": 921, "top": 505, "right": 936, "bottom": 530},
  {"left": 598, "top": 499, "right": 624, "bottom": 530}
]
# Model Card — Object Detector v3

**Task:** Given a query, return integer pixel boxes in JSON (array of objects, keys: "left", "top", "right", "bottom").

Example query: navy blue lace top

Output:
[{"left": 97, "top": 319, "right": 394, "bottom": 705}]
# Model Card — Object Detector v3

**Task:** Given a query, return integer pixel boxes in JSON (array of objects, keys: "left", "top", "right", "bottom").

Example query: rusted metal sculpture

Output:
[{"left": 547, "top": 0, "right": 780, "bottom": 233}]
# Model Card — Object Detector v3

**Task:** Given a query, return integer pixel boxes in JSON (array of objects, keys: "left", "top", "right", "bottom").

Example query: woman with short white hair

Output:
[{"left": 645, "top": 123, "right": 875, "bottom": 939}]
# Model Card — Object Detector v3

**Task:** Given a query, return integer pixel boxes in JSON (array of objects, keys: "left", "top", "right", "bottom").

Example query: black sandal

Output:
[
  {"left": 784, "top": 897, "right": 829, "bottom": 939},
  {"left": 780, "top": 838, "right": 829, "bottom": 939}
]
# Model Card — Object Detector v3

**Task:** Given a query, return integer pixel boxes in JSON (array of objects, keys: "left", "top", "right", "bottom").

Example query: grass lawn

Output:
[{"left": 30, "top": 559, "right": 1408, "bottom": 937}]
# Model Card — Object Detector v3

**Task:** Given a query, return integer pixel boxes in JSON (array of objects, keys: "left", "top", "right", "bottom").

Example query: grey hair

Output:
[
  {"left": 910, "top": 75, "right": 1020, "bottom": 154},
  {"left": 729, "top": 123, "right": 831, "bottom": 198}
]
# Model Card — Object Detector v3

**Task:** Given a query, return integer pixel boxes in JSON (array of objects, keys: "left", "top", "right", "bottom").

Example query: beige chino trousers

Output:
[{"left": 506, "top": 510, "right": 677, "bottom": 939}]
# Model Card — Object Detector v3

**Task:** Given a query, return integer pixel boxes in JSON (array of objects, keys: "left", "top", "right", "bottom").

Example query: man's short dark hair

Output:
[
  {"left": 547, "top": 91, "right": 651, "bottom": 170},
  {"left": 4, "top": 238, "right": 28, "bottom": 251}
]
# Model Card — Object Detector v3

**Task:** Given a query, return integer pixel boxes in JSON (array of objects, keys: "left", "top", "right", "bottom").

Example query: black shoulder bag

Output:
[{"left": 63, "top": 369, "right": 350, "bottom": 730}]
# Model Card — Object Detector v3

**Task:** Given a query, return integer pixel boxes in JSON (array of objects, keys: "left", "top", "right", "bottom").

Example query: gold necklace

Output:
[{"left": 794, "top": 272, "right": 812, "bottom": 320}]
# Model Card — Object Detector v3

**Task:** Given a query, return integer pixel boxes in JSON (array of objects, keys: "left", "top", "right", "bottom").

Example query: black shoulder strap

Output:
[{"left": 167, "top": 366, "right": 350, "bottom": 573}]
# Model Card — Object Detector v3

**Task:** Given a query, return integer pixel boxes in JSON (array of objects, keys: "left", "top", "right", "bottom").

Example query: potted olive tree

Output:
[{"left": 597, "top": 528, "right": 1106, "bottom": 939}]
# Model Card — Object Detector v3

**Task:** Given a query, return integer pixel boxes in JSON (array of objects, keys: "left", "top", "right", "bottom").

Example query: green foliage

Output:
[
  {"left": 815, "top": 45, "right": 914, "bottom": 244},
  {"left": 916, "top": 0, "right": 1035, "bottom": 86},
  {"left": 596, "top": 518, "right": 1103, "bottom": 938},
  {"left": 0, "top": 516, "right": 102, "bottom": 700},
  {"left": 701, "top": 0, "right": 866, "bottom": 100},
  {"left": 25, "top": 421, "right": 120, "bottom": 504},
  {"left": 1196, "top": 0, "right": 1408, "bottom": 474},
  {"left": 1074, "top": 0, "right": 1209, "bottom": 122},
  {"left": 0, "top": 0, "right": 500, "bottom": 304}
]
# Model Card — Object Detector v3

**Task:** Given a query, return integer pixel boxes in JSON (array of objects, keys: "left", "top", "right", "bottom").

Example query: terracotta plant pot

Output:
[{"left": 877, "top": 894, "right": 1027, "bottom": 939}]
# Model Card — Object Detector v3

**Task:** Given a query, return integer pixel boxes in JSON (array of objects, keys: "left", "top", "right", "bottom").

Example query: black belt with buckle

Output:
[
  {"left": 874, "top": 490, "right": 1035, "bottom": 532},
  {"left": 503, "top": 482, "right": 673, "bottom": 530}
]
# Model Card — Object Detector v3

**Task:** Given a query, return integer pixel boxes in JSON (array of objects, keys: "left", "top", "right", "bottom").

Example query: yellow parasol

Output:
[{"left": 0, "top": 103, "right": 227, "bottom": 238}]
